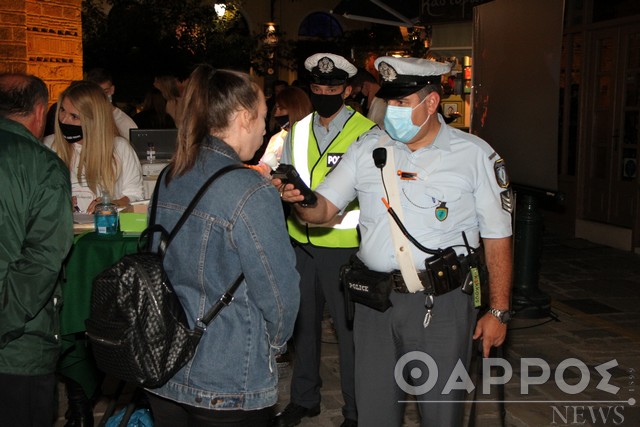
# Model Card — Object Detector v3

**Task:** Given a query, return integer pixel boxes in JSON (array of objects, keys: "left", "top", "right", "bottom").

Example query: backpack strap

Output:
[
  {"left": 166, "top": 163, "right": 247, "bottom": 244},
  {"left": 195, "top": 272, "right": 245, "bottom": 331},
  {"left": 150, "top": 163, "right": 249, "bottom": 330},
  {"left": 144, "top": 164, "right": 247, "bottom": 257}
]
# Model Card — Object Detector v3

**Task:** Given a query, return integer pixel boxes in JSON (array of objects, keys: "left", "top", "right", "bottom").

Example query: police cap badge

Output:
[
  {"left": 305, "top": 53, "right": 357, "bottom": 86},
  {"left": 374, "top": 56, "right": 452, "bottom": 99}
]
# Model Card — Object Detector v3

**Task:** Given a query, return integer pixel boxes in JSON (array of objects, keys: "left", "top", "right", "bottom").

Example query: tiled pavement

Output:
[{"left": 55, "top": 233, "right": 640, "bottom": 426}]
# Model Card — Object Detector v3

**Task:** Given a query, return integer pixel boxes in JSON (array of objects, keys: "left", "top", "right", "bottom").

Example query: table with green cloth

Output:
[{"left": 59, "top": 231, "right": 139, "bottom": 397}]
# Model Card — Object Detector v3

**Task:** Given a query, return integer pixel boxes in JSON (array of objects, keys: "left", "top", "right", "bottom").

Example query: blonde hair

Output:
[{"left": 51, "top": 80, "right": 119, "bottom": 196}]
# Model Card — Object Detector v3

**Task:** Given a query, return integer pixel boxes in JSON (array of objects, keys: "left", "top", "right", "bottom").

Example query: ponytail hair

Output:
[{"left": 169, "top": 64, "right": 260, "bottom": 181}]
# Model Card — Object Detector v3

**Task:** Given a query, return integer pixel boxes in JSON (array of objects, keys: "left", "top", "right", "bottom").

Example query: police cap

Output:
[
  {"left": 374, "top": 56, "right": 452, "bottom": 99},
  {"left": 305, "top": 53, "right": 357, "bottom": 86}
]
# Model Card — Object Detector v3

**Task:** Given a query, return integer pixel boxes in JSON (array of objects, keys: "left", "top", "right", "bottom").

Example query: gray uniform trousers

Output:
[
  {"left": 289, "top": 244, "right": 358, "bottom": 421},
  {"left": 354, "top": 288, "right": 476, "bottom": 427}
]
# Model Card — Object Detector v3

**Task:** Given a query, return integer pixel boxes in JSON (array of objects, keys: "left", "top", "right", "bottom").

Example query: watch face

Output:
[
  {"left": 490, "top": 308, "right": 512, "bottom": 324},
  {"left": 501, "top": 310, "right": 512, "bottom": 324}
]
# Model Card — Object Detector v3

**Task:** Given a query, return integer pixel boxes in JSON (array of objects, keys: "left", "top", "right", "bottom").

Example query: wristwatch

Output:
[{"left": 488, "top": 307, "right": 513, "bottom": 324}]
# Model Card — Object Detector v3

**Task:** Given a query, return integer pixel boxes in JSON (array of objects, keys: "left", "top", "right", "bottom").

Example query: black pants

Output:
[
  {"left": 146, "top": 392, "right": 272, "bottom": 427},
  {"left": 289, "top": 245, "right": 358, "bottom": 420},
  {"left": 0, "top": 372, "right": 57, "bottom": 426}
]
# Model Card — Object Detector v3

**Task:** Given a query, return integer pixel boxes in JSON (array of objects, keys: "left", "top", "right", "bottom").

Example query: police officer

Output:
[
  {"left": 273, "top": 53, "right": 376, "bottom": 427},
  {"left": 277, "top": 56, "right": 513, "bottom": 426}
]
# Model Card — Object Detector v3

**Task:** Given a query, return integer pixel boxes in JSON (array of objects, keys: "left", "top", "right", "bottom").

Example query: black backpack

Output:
[{"left": 86, "top": 164, "right": 246, "bottom": 388}]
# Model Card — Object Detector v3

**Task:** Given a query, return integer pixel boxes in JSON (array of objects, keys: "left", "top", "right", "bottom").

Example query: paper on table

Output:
[{"left": 73, "top": 213, "right": 94, "bottom": 224}]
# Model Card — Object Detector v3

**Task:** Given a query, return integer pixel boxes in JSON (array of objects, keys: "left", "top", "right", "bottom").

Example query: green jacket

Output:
[{"left": 0, "top": 117, "right": 73, "bottom": 375}]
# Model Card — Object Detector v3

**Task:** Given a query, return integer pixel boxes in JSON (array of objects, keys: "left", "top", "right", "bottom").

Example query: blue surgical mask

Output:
[{"left": 384, "top": 97, "right": 430, "bottom": 143}]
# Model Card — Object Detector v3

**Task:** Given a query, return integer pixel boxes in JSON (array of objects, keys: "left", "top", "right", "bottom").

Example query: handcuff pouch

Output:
[{"left": 424, "top": 247, "right": 462, "bottom": 295}]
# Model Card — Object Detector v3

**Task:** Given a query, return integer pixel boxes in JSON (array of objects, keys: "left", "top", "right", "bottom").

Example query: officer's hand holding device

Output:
[{"left": 271, "top": 164, "right": 318, "bottom": 207}]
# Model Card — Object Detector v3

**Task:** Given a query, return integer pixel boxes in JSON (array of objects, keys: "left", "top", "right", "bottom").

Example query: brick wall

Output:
[{"left": 0, "top": 0, "right": 83, "bottom": 104}]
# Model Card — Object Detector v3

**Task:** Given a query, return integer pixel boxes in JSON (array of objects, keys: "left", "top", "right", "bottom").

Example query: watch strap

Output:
[{"left": 488, "top": 307, "right": 512, "bottom": 324}]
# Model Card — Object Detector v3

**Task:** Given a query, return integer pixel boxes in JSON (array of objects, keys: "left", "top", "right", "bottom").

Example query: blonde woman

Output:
[{"left": 45, "top": 80, "right": 143, "bottom": 214}]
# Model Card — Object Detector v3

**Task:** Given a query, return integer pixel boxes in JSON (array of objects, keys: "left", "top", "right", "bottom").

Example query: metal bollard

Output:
[{"left": 512, "top": 192, "right": 551, "bottom": 318}]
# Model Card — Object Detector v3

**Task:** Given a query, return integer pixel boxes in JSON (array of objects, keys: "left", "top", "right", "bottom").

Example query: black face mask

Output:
[
  {"left": 59, "top": 122, "right": 83, "bottom": 143},
  {"left": 274, "top": 115, "right": 289, "bottom": 129},
  {"left": 310, "top": 92, "right": 344, "bottom": 118}
]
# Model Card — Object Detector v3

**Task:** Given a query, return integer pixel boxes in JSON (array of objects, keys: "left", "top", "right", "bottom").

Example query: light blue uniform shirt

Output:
[
  {"left": 280, "top": 105, "right": 354, "bottom": 164},
  {"left": 316, "top": 114, "right": 513, "bottom": 272}
]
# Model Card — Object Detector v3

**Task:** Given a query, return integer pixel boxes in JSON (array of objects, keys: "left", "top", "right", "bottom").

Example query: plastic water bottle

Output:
[
  {"left": 146, "top": 142, "right": 156, "bottom": 162},
  {"left": 94, "top": 193, "right": 118, "bottom": 235}
]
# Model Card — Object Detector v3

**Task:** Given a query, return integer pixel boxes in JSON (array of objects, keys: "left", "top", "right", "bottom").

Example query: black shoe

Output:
[
  {"left": 340, "top": 419, "right": 358, "bottom": 427},
  {"left": 272, "top": 402, "right": 321, "bottom": 427},
  {"left": 63, "top": 379, "right": 94, "bottom": 427},
  {"left": 63, "top": 407, "right": 93, "bottom": 427}
]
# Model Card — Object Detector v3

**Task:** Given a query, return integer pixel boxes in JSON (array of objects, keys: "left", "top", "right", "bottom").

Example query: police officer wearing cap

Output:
[
  {"left": 273, "top": 53, "right": 376, "bottom": 427},
  {"left": 277, "top": 56, "right": 513, "bottom": 426}
]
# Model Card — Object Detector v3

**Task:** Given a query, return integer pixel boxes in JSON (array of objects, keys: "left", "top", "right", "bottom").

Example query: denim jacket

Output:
[{"left": 147, "top": 137, "right": 300, "bottom": 410}]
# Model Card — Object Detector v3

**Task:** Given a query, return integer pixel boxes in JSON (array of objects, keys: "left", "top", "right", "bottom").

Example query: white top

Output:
[
  {"left": 261, "top": 128, "right": 288, "bottom": 166},
  {"left": 316, "top": 116, "right": 513, "bottom": 272},
  {"left": 44, "top": 135, "right": 144, "bottom": 213},
  {"left": 113, "top": 107, "right": 138, "bottom": 140}
]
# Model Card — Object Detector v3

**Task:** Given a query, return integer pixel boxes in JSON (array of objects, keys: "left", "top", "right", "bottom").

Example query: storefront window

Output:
[{"left": 299, "top": 12, "right": 343, "bottom": 39}]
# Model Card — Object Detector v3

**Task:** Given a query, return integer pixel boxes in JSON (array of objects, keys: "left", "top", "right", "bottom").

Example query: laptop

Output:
[{"left": 129, "top": 128, "right": 178, "bottom": 161}]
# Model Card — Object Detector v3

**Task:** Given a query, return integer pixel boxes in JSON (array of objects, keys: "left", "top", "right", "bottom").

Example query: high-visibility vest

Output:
[{"left": 287, "top": 109, "right": 375, "bottom": 248}]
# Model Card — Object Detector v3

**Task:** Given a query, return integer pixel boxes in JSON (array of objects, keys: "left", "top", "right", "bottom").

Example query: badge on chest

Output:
[{"left": 435, "top": 202, "right": 448, "bottom": 221}]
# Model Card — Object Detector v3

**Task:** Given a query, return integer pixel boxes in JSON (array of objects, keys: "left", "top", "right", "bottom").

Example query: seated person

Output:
[
  {"left": 154, "top": 74, "right": 182, "bottom": 123},
  {"left": 45, "top": 80, "right": 143, "bottom": 214},
  {"left": 133, "top": 87, "right": 176, "bottom": 129},
  {"left": 86, "top": 67, "right": 138, "bottom": 139}
]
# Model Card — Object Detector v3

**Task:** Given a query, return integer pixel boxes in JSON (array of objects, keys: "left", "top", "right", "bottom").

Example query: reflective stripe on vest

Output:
[
  {"left": 292, "top": 114, "right": 312, "bottom": 186},
  {"left": 294, "top": 208, "right": 360, "bottom": 230}
]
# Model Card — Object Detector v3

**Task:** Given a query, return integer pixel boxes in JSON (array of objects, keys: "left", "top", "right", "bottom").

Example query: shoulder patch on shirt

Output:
[
  {"left": 353, "top": 128, "right": 387, "bottom": 148},
  {"left": 493, "top": 158, "right": 510, "bottom": 188},
  {"left": 500, "top": 189, "right": 514, "bottom": 213}
]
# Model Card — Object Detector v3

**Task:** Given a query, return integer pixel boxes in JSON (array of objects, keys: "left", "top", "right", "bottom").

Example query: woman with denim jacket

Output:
[{"left": 145, "top": 64, "right": 300, "bottom": 427}]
